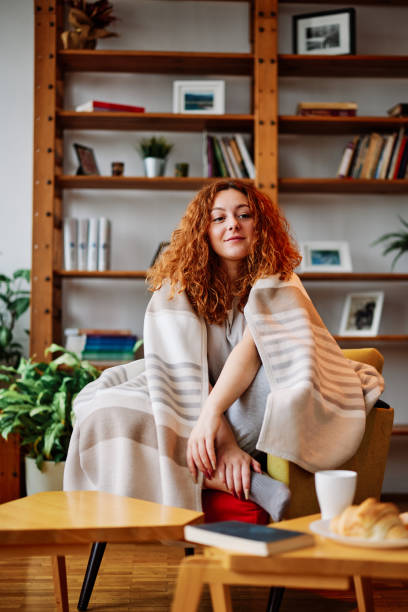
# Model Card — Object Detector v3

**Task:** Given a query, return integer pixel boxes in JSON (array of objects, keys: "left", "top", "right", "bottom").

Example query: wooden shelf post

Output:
[
  {"left": 31, "top": 0, "right": 63, "bottom": 360},
  {"left": 254, "top": 0, "right": 278, "bottom": 202}
]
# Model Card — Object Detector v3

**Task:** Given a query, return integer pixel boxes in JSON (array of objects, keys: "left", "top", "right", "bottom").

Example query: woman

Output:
[{"left": 64, "top": 179, "right": 384, "bottom": 519}]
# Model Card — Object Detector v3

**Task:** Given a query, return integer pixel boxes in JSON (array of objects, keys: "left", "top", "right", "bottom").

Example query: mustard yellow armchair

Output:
[{"left": 267, "top": 348, "right": 394, "bottom": 519}]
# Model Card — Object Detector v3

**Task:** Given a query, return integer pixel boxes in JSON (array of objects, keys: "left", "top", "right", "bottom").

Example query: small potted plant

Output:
[
  {"left": 0, "top": 344, "right": 100, "bottom": 494},
  {"left": 136, "top": 136, "right": 174, "bottom": 178},
  {"left": 0, "top": 269, "right": 30, "bottom": 368},
  {"left": 372, "top": 215, "right": 408, "bottom": 270}
]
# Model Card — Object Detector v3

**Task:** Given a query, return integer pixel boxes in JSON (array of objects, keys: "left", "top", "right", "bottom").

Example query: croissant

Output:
[
  {"left": 400, "top": 512, "right": 408, "bottom": 527},
  {"left": 330, "top": 498, "right": 408, "bottom": 541}
]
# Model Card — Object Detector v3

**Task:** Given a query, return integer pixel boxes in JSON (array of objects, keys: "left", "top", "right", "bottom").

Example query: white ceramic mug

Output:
[{"left": 315, "top": 470, "right": 357, "bottom": 520}]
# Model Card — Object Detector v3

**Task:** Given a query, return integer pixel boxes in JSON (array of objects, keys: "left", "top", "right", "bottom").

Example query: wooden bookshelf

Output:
[
  {"left": 58, "top": 111, "right": 254, "bottom": 132},
  {"left": 280, "top": 116, "right": 408, "bottom": 135},
  {"left": 58, "top": 50, "right": 254, "bottom": 75},
  {"left": 279, "top": 178, "right": 408, "bottom": 193},
  {"left": 279, "top": 55, "right": 408, "bottom": 79},
  {"left": 56, "top": 176, "right": 253, "bottom": 191}
]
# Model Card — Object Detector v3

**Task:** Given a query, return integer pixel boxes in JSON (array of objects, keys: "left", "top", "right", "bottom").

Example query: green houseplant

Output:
[
  {"left": 0, "top": 344, "right": 100, "bottom": 472},
  {"left": 372, "top": 215, "right": 408, "bottom": 270},
  {"left": 137, "top": 136, "right": 174, "bottom": 178},
  {"left": 0, "top": 269, "right": 30, "bottom": 367}
]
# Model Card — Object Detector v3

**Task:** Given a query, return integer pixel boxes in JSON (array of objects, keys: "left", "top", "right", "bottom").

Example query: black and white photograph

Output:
[
  {"left": 299, "top": 241, "right": 352, "bottom": 272},
  {"left": 293, "top": 9, "right": 356, "bottom": 55},
  {"left": 339, "top": 292, "right": 384, "bottom": 336}
]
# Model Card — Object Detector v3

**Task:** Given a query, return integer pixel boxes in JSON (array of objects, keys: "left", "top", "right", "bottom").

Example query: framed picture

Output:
[
  {"left": 293, "top": 8, "right": 356, "bottom": 55},
  {"left": 339, "top": 292, "right": 384, "bottom": 337},
  {"left": 299, "top": 241, "right": 352, "bottom": 272},
  {"left": 173, "top": 80, "right": 225, "bottom": 114},
  {"left": 150, "top": 241, "right": 170, "bottom": 267},
  {"left": 73, "top": 143, "right": 100, "bottom": 175}
]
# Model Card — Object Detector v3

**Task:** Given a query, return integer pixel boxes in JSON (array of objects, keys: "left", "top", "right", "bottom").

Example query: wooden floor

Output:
[
  {"left": 1, "top": 542, "right": 408, "bottom": 611},
  {"left": 1, "top": 496, "right": 407, "bottom": 611}
]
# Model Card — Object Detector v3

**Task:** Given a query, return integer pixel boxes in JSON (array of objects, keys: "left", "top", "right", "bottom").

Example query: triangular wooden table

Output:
[{"left": 0, "top": 491, "right": 203, "bottom": 611}]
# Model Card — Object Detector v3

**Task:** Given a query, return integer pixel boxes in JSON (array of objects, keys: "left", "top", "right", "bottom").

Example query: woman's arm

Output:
[{"left": 187, "top": 325, "right": 261, "bottom": 478}]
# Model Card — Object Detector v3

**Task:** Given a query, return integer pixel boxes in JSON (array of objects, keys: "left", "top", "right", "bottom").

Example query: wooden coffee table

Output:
[
  {"left": 171, "top": 513, "right": 408, "bottom": 612},
  {"left": 0, "top": 490, "right": 203, "bottom": 612}
]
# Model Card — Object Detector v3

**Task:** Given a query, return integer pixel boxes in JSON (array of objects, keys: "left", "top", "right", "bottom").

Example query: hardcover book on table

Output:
[{"left": 184, "top": 521, "right": 314, "bottom": 556}]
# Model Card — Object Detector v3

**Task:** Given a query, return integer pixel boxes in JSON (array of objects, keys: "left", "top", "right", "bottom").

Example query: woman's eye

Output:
[
  {"left": 239, "top": 213, "right": 251, "bottom": 219},
  {"left": 211, "top": 216, "right": 225, "bottom": 223}
]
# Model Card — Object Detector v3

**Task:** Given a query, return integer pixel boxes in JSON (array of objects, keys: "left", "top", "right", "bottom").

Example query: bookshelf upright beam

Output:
[
  {"left": 31, "top": 0, "right": 61, "bottom": 360},
  {"left": 254, "top": 0, "right": 278, "bottom": 202}
]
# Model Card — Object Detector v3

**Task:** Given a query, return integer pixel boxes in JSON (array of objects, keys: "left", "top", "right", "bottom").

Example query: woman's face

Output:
[{"left": 207, "top": 188, "right": 255, "bottom": 279}]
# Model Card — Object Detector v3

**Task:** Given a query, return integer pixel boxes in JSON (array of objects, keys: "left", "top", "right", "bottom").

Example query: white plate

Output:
[{"left": 310, "top": 519, "right": 408, "bottom": 549}]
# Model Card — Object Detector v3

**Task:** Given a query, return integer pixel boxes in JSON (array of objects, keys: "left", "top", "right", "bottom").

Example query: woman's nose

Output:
[{"left": 227, "top": 217, "right": 239, "bottom": 229}]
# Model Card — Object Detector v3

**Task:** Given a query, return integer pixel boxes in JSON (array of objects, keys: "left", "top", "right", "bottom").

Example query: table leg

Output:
[
  {"left": 171, "top": 557, "right": 205, "bottom": 612},
  {"left": 353, "top": 576, "right": 375, "bottom": 612},
  {"left": 52, "top": 555, "right": 69, "bottom": 612},
  {"left": 209, "top": 582, "right": 233, "bottom": 612}
]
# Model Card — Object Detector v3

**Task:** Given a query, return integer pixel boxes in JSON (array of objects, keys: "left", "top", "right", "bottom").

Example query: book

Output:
[
  {"left": 336, "top": 136, "right": 359, "bottom": 178},
  {"left": 77, "top": 218, "right": 89, "bottom": 271},
  {"left": 351, "top": 134, "right": 370, "bottom": 178},
  {"left": 184, "top": 521, "right": 314, "bottom": 557},
  {"left": 359, "top": 133, "right": 383, "bottom": 179},
  {"left": 213, "top": 136, "right": 228, "bottom": 177},
  {"left": 63, "top": 218, "right": 78, "bottom": 270},
  {"left": 395, "top": 137, "right": 408, "bottom": 178},
  {"left": 229, "top": 136, "right": 249, "bottom": 178},
  {"left": 387, "top": 103, "right": 408, "bottom": 117},
  {"left": 75, "top": 100, "right": 145, "bottom": 113},
  {"left": 97, "top": 218, "right": 111, "bottom": 271},
  {"left": 297, "top": 102, "right": 357, "bottom": 117},
  {"left": 387, "top": 127, "right": 405, "bottom": 178},
  {"left": 218, "top": 137, "right": 236, "bottom": 177},
  {"left": 234, "top": 134, "right": 255, "bottom": 179},
  {"left": 87, "top": 218, "right": 99, "bottom": 271}
]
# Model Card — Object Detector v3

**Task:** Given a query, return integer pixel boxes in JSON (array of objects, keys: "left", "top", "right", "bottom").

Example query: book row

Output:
[
  {"left": 63, "top": 218, "right": 111, "bottom": 271},
  {"left": 65, "top": 328, "right": 139, "bottom": 364},
  {"left": 336, "top": 128, "right": 408, "bottom": 180},
  {"left": 203, "top": 133, "right": 255, "bottom": 179}
]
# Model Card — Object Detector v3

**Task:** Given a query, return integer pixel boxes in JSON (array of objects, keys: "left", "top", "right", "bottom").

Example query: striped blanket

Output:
[{"left": 63, "top": 274, "right": 384, "bottom": 511}]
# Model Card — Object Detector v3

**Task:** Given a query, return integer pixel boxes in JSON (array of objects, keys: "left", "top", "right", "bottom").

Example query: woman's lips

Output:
[{"left": 225, "top": 236, "right": 244, "bottom": 241}]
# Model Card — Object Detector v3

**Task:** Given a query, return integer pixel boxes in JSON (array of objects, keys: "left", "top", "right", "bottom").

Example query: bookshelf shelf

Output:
[
  {"left": 56, "top": 176, "right": 254, "bottom": 190},
  {"left": 279, "top": 55, "right": 408, "bottom": 79},
  {"left": 58, "top": 50, "right": 254, "bottom": 75},
  {"left": 334, "top": 335, "right": 408, "bottom": 343},
  {"left": 58, "top": 111, "right": 254, "bottom": 132},
  {"left": 280, "top": 116, "right": 408, "bottom": 135},
  {"left": 279, "top": 178, "right": 408, "bottom": 194},
  {"left": 57, "top": 270, "right": 408, "bottom": 283}
]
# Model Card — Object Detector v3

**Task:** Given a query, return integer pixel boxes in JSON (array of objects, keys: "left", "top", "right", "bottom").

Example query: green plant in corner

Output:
[
  {"left": 136, "top": 136, "right": 174, "bottom": 159},
  {"left": 0, "top": 344, "right": 100, "bottom": 469},
  {"left": 371, "top": 216, "right": 408, "bottom": 270},
  {"left": 0, "top": 269, "right": 30, "bottom": 367}
]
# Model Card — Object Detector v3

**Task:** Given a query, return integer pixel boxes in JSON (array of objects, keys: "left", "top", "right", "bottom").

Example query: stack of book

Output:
[
  {"left": 66, "top": 328, "right": 139, "bottom": 366},
  {"left": 336, "top": 128, "right": 408, "bottom": 179},
  {"left": 297, "top": 102, "right": 358, "bottom": 117},
  {"left": 63, "top": 217, "right": 111, "bottom": 271},
  {"left": 203, "top": 133, "right": 255, "bottom": 179},
  {"left": 75, "top": 100, "right": 145, "bottom": 113}
]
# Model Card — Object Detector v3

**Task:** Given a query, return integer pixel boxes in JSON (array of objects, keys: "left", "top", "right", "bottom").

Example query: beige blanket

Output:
[{"left": 63, "top": 274, "right": 384, "bottom": 511}]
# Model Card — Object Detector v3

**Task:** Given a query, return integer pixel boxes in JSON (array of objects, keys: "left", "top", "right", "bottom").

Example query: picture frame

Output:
[
  {"left": 292, "top": 8, "right": 356, "bottom": 55},
  {"left": 339, "top": 292, "right": 384, "bottom": 337},
  {"left": 173, "top": 80, "right": 225, "bottom": 114},
  {"left": 74, "top": 143, "right": 100, "bottom": 175},
  {"left": 150, "top": 241, "right": 170, "bottom": 267},
  {"left": 299, "top": 241, "right": 352, "bottom": 272}
]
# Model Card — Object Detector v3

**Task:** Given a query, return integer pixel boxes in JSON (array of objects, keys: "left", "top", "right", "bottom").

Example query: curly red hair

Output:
[{"left": 147, "top": 179, "right": 301, "bottom": 324}]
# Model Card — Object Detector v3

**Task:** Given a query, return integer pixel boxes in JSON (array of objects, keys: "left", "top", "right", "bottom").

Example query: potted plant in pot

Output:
[
  {"left": 371, "top": 215, "right": 408, "bottom": 270},
  {"left": 0, "top": 344, "right": 100, "bottom": 494},
  {"left": 0, "top": 269, "right": 30, "bottom": 368},
  {"left": 137, "top": 136, "right": 174, "bottom": 178}
]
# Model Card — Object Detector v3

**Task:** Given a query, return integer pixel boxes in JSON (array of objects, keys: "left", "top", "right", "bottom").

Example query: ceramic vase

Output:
[
  {"left": 25, "top": 456, "right": 65, "bottom": 495},
  {"left": 144, "top": 157, "right": 165, "bottom": 178}
]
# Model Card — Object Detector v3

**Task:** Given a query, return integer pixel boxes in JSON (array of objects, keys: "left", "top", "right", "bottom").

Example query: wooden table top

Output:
[
  {"left": 207, "top": 514, "right": 408, "bottom": 580},
  {"left": 0, "top": 491, "right": 204, "bottom": 546}
]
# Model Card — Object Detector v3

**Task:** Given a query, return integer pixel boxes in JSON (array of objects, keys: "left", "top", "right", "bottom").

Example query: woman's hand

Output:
[
  {"left": 215, "top": 441, "right": 261, "bottom": 500},
  {"left": 187, "top": 409, "right": 221, "bottom": 482}
]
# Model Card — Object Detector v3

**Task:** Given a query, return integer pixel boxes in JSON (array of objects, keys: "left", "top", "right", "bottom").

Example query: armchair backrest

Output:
[{"left": 267, "top": 348, "right": 394, "bottom": 519}]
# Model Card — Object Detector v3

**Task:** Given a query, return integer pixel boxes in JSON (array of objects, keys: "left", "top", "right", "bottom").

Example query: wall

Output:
[{"left": 0, "top": 0, "right": 406, "bottom": 491}]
